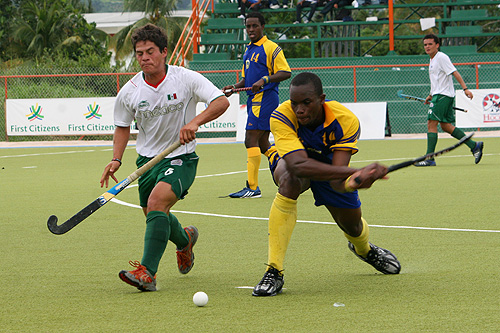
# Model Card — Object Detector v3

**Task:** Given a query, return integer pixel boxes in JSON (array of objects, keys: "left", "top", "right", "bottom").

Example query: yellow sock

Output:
[
  {"left": 268, "top": 192, "right": 297, "bottom": 271},
  {"left": 247, "top": 147, "right": 261, "bottom": 190},
  {"left": 344, "top": 217, "right": 371, "bottom": 257}
]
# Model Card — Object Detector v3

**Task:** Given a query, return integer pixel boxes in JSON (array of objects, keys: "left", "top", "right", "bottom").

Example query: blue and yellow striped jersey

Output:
[
  {"left": 242, "top": 36, "right": 291, "bottom": 95},
  {"left": 270, "top": 100, "right": 360, "bottom": 163}
]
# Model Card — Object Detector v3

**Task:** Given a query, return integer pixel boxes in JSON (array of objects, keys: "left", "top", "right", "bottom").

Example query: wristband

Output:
[
  {"left": 463, "top": 88, "right": 468, "bottom": 91},
  {"left": 344, "top": 176, "right": 355, "bottom": 192},
  {"left": 261, "top": 76, "right": 270, "bottom": 84},
  {"left": 111, "top": 158, "right": 122, "bottom": 166}
]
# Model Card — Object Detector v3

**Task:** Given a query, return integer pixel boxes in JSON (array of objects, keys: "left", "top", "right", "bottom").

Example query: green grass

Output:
[{"left": 1, "top": 137, "right": 500, "bottom": 331}]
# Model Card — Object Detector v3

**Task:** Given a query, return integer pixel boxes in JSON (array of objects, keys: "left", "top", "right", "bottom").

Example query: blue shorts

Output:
[
  {"left": 269, "top": 147, "right": 361, "bottom": 209},
  {"left": 246, "top": 90, "right": 279, "bottom": 131},
  {"left": 310, "top": 180, "right": 361, "bottom": 209}
]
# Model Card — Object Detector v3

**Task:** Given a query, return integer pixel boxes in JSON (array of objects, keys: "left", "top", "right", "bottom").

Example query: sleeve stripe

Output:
[
  {"left": 271, "top": 111, "right": 296, "bottom": 131},
  {"left": 282, "top": 148, "right": 305, "bottom": 158},
  {"left": 338, "top": 127, "right": 360, "bottom": 144}
]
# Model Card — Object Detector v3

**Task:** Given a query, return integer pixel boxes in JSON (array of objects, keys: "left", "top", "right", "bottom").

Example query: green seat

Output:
[
  {"left": 450, "top": 9, "right": 487, "bottom": 20},
  {"left": 445, "top": 25, "right": 482, "bottom": 36},
  {"left": 440, "top": 45, "right": 477, "bottom": 55},
  {"left": 214, "top": 2, "right": 239, "bottom": 14},
  {"left": 192, "top": 52, "right": 231, "bottom": 61},
  {"left": 206, "top": 18, "right": 243, "bottom": 31},
  {"left": 201, "top": 33, "right": 238, "bottom": 44}
]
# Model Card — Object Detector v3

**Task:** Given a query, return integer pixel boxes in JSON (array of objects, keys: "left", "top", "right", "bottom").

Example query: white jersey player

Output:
[{"left": 100, "top": 23, "right": 229, "bottom": 292}]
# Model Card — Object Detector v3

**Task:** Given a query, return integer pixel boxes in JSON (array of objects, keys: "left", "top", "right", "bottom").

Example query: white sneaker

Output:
[
  {"left": 237, "top": 14, "right": 245, "bottom": 19},
  {"left": 293, "top": 21, "right": 299, "bottom": 24},
  {"left": 304, "top": 18, "right": 310, "bottom": 23},
  {"left": 283, "top": 4, "right": 288, "bottom": 8},
  {"left": 270, "top": 4, "right": 280, "bottom": 9}
]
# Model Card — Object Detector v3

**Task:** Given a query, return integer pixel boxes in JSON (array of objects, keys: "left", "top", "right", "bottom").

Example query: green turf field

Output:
[{"left": 1, "top": 137, "right": 499, "bottom": 331}]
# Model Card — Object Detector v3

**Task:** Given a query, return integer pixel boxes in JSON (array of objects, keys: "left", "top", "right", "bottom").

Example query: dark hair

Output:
[
  {"left": 423, "top": 34, "right": 440, "bottom": 45},
  {"left": 291, "top": 72, "right": 323, "bottom": 96},
  {"left": 245, "top": 12, "right": 265, "bottom": 25},
  {"left": 131, "top": 23, "right": 168, "bottom": 52}
]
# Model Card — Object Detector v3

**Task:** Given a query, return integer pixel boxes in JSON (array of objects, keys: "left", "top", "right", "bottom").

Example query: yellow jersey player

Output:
[
  {"left": 224, "top": 12, "right": 291, "bottom": 198},
  {"left": 253, "top": 72, "right": 401, "bottom": 297}
]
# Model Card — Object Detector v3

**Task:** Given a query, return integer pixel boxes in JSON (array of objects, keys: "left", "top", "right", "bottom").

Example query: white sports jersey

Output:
[
  {"left": 429, "top": 51, "right": 457, "bottom": 98},
  {"left": 114, "top": 65, "right": 224, "bottom": 158}
]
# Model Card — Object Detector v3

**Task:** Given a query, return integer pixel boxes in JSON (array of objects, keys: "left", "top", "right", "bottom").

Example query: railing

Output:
[
  {"left": 2, "top": 60, "right": 499, "bottom": 140},
  {"left": 169, "top": 0, "right": 213, "bottom": 66},
  {"left": 201, "top": 0, "right": 500, "bottom": 58}
]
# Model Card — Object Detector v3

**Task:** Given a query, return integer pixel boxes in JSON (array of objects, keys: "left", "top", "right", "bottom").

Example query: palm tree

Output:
[
  {"left": 109, "top": 0, "right": 188, "bottom": 66},
  {"left": 11, "top": 1, "right": 67, "bottom": 58},
  {"left": 11, "top": 0, "right": 108, "bottom": 60}
]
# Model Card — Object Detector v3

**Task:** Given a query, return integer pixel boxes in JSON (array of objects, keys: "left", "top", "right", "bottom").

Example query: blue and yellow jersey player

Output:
[
  {"left": 224, "top": 12, "right": 291, "bottom": 199},
  {"left": 252, "top": 72, "right": 401, "bottom": 297}
]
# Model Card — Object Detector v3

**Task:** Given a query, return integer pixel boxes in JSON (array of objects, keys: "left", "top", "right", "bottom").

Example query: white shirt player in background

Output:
[
  {"left": 414, "top": 33, "right": 483, "bottom": 167},
  {"left": 100, "top": 24, "right": 229, "bottom": 292}
]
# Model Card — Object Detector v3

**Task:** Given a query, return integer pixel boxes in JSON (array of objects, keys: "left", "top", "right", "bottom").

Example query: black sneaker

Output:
[
  {"left": 472, "top": 141, "right": 484, "bottom": 164},
  {"left": 348, "top": 242, "right": 401, "bottom": 274},
  {"left": 252, "top": 267, "right": 284, "bottom": 296},
  {"left": 414, "top": 159, "right": 436, "bottom": 167}
]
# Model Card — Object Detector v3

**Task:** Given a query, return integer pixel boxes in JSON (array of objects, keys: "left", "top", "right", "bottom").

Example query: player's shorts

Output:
[
  {"left": 136, "top": 152, "right": 199, "bottom": 207},
  {"left": 268, "top": 148, "right": 361, "bottom": 209},
  {"left": 428, "top": 94, "right": 455, "bottom": 123},
  {"left": 246, "top": 90, "right": 279, "bottom": 131},
  {"left": 310, "top": 180, "right": 361, "bottom": 209}
]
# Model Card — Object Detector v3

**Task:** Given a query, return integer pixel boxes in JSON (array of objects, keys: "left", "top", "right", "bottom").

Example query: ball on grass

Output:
[{"left": 193, "top": 291, "right": 208, "bottom": 307}]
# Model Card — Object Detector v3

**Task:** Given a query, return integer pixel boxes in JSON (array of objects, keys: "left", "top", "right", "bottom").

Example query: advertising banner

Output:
[
  {"left": 6, "top": 94, "right": 240, "bottom": 136},
  {"left": 6, "top": 97, "right": 123, "bottom": 136},
  {"left": 456, "top": 89, "right": 500, "bottom": 128}
]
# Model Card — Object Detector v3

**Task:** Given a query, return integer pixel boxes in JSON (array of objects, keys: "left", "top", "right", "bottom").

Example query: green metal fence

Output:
[{"left": 2, "top": 54, "right": 500, "bottom": 142}]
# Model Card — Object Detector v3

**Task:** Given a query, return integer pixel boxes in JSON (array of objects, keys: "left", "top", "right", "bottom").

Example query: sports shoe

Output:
[
  {"left": 176, "top": 225, "right": 198, "bottom": 274},
  {"left": 472, "top": 141, "right": 483, "bottom": 164},
  {"left": 228, "top": 181, "right": 262, "bottom": 198},
  {"left": 237, "top": 14, "right": 245, "bottom": 19},
  {"left": 414, "top": 159, "right": 436, "bottom": 167},
  {"left": 270, "top": 4, "right": 280, "bottom": 9},
  {"left": 283, "top": 4, "right": 288, "bottom": 8},
  {"left": 119, "top": 260, "right": 157, "bottom": 291},
  {"left": 304, "top": 18, "right": 310, "bottom": 23},
  {"left": 348, "top": 242, "right": 401, "bottom": 274},
  {"left": 293, "top": 20, "right": 300, "bottom": 24},
  {"left": 252, "top": 266, "right": 284, "bottom": 296}
]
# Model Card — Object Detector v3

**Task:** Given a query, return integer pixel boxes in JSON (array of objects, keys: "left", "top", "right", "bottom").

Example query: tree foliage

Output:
[
  {"left": 109, "top": 0, "right": 188, "bottom": 67},
  {"left": 2, "top": 0, "right": 110, "bottom": 68}
]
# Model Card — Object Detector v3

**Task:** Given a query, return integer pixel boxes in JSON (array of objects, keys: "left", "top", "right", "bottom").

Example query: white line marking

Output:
[
  {"left": 110, "top": 198, "right": 500, "bottom": 233},
  {"left": 0, "top": 150, "right": 96, "bottom": 158},
  {"left": 22, "top": 166, "right": 37, "bottom": 169}
]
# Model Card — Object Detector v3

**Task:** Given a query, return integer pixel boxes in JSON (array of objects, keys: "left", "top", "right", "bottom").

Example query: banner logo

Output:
[
  {"left": 26, "top": 103, "right": 44, "bottom": 121},
  {"left": 483, "top": 93, "right": 500, "bottom": 123},
  {"left": 85, "top": 102, "right": 102, "bottom": 120}
]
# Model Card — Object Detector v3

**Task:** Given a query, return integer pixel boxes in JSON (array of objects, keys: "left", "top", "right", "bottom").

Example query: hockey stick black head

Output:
[{"left": 47, "top": 215, "right": 68, "bottom": 235}]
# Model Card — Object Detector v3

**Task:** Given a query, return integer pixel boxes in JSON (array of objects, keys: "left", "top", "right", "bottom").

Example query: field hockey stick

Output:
[
  {"left": 223, "top": 87, "right": 252, "bottom": 94},
  {"left": 47, "top": 140, "right": 182, "bottom": 235},
  {"left": 397, "top": 90, "right": 468, "bottom": 113},
  {"left": 387, "top": 132, "right": 473, "bottom": 172}
]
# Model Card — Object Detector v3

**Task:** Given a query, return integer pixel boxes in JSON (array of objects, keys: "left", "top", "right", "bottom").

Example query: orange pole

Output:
[
  {"left": 353, "top": 68, "right": 357, "bottom": 102},
  {"left": 389, "top": 0, "right": 394, "bottom": 53},
  {"left": 192, "top": 0, "right": 199, "bottom": 54}
]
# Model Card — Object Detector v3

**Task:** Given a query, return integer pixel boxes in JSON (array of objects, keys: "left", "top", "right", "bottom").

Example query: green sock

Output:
[
  {"left": 141, "top": 211, "right": 170, "bottom": 275},
  {"left": 451, "top": 128, "right": 476, "bottom": 150},
  {"left": 427, "top": 132, "right": 438, "bottom": 158},
  {"left": 168, "top": 213, "right": 189, "bottom": 250}
]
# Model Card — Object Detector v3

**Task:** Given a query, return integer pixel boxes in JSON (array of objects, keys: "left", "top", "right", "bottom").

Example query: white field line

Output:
[
  {"left": 5, "top": 147, "right": 499, "bottom": 233},
  {"left": 110, "top": 198, "right": 500, "bottom": 234}
]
